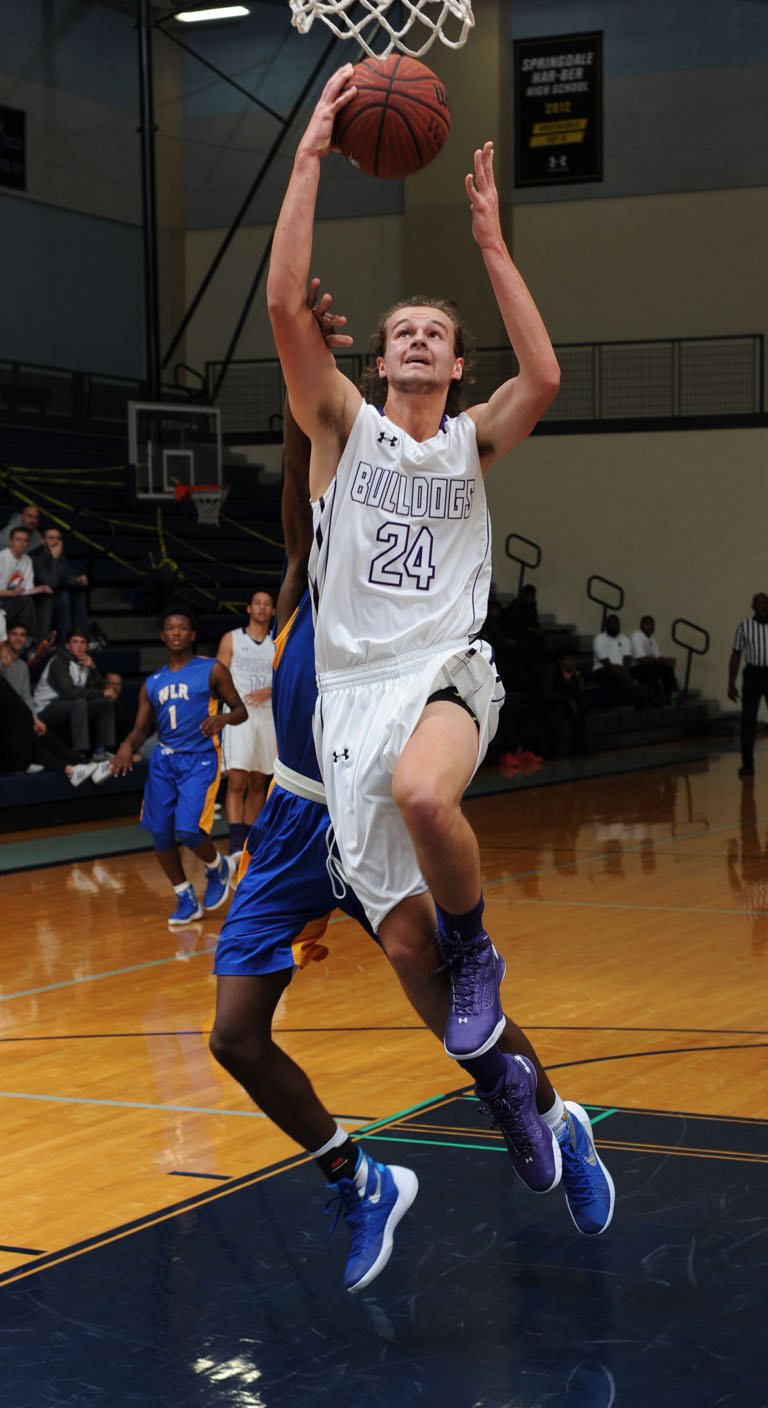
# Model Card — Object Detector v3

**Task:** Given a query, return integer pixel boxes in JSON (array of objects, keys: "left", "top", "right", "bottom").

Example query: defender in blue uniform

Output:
[
  {"left": 214, "top": 587, "right": 374, "bottom": 977},
  {"left": 112, "top": 607, "right": 247, "bottom": 924}
]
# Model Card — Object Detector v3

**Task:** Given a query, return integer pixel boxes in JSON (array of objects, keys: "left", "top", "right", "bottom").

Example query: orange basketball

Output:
[{"left": 333, "top": 53, "right": 451, "bottom": 179}]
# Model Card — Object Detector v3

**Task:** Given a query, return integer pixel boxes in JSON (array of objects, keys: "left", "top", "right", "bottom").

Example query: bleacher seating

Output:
[
  {"left": 0, "top": 449, "right": 286, "bottom": 825},
  {"left": 0, "top": 444, "right": 721, "bottom": 826}
]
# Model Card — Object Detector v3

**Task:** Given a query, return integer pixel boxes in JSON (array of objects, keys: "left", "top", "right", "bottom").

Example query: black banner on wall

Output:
[
  {"left": 0, "top": 105, "right": 26, "bottom": 190},
  {"left": 514, "top": 32, "right": 602, "bottom": 188}
]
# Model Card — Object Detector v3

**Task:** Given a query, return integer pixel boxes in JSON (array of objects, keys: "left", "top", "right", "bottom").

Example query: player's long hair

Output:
[{"left": 360, "top": 296, "right": 476, "bottom": 419}]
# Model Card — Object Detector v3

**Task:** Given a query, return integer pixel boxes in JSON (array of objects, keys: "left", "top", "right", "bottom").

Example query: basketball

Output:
[{"left": 333, "top": 54, "right": 451, "bottom": 179}]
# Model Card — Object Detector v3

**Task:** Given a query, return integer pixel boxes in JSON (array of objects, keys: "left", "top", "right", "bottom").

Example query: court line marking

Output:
[
  {"left": 0, "top": 1090, "right": 370, "bottom": 1124},
  {"left": 368, "top": 1134, "right": 768, "bottom": 1164},
  {"left": 0, "top": 1086, "right": 466, "bottom": 1288},
  {"left": 0, "top": 810, "right": 759, "bottom": 1005}
]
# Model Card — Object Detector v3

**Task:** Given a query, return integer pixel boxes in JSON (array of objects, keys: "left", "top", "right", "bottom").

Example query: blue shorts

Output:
[
  {"left": 140, "top": 747, "right": 221, "bottom": 838},
  {"left": 214, "top": 783, "right": 376, "bottom": 976}
]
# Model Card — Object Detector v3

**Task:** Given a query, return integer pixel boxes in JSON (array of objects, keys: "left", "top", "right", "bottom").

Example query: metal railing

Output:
[
  {"left": 504, "top": 533, "right": 541, "bottom": 596},
  {"left": 204, "top": 333, "right": 765, "bottom": 439},
  {"left": 1, "top": 332, "right": 764, "bottom": 440},
  {"left": 587, "top": 574, "right": 624, "bottom": 629},
  {"left": 671, "top": 617, "right": 710, "bottom": 696},
  {"left": 0, "top": 359, "right": 144, "bottom": 432}
]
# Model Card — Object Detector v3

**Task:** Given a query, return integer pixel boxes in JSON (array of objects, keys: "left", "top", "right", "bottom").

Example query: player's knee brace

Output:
[{"left": 177, "top": 828, "right": 207, "bottom": 851}]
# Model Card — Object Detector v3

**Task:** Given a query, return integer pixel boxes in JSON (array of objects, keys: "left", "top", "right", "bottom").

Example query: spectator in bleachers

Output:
[
  {"left": 0, "top": 527, "right": 52, "bottom": 635},
  {"left": 630, "top": 615, "right": 679, "bottom": 704},
  {"left": 32, "top": 628, "right": 117, "bottom": 761},
  {"left": 0, "top": 630, "right": 109, "bottom": 784},
  {"left": 0, "top": 675, "right": 110, "bottom": 784},
  {"left": 0, "top": 503, "right": 43, "bottom": 552},
  {"left": 1, "top": 623, "right": 38, "bottom": 713},
  {"left": 480, "top": 595, "right": 522, "bottom": 687},
  {"left": 31, "top": 526, "right": 89, "bottom": 643},
  {"left": 539, "top": 651, "right": 588, "bottom": 757},
  {"left": 502, "top": 582, "right": 547, "bottom": 687},
  {"left": 592, "top": 613, "right": 645, "bottom": 707}
]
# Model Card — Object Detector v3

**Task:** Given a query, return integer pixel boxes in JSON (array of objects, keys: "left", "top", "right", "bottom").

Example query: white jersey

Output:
[
  {"left": 309, "top": 401, "right": 491, "bottom": 673},
  {"left": 228, "top": 627, "right": 274, "bottom": 697}
]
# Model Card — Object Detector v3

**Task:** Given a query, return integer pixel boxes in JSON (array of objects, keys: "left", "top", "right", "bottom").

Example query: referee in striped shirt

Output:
[{"left": 728, "top": 592, "right": 768, "bottom": 777}]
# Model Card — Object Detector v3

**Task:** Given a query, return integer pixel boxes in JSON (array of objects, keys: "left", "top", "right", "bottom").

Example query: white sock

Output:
[
  {"left": 310, "top": 1122, "right": 348, "bottom": 1160},
  {"left": 541, "top": 1092, "right": 569, "bottom": 1140},
  {"left": 173, "top": 881, "right": 192, "bottom": 895},
  {"left": 205, "top": 851, "right": 222, "bottom": 872}
]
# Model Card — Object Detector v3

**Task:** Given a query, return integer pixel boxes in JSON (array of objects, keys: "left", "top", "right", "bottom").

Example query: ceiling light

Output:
[{"left": 174, "top": 6, "right": 250, "bottom": 22}]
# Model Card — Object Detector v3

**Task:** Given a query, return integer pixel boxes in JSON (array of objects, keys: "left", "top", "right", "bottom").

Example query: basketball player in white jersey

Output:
[
  {"left": 267, "top": 67, "right": 613, "bottom": 1231},
  {"left": 217, "top": 590, "right": 278, "bottom": 860}
]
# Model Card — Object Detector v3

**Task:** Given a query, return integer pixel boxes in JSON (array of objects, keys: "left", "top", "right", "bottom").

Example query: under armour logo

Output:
[
  {"left": 332, "top": 749, "right": 350, "bottom": 762},
  {"left": 377, "top": 431, "right": 398, "bottom": 447}
]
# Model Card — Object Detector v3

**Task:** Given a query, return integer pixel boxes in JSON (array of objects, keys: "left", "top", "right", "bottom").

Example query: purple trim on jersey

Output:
[
  {"left": 469, "top": 507, "right": 492, "bottom": 632},
  {"left": 310, "top": 478, "right": 338, "bottom": 639}
]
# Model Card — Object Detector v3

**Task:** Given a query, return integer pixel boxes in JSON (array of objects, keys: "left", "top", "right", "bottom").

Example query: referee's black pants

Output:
[{"left": 740, "top": 665, "right": 768, "bottom": 769}]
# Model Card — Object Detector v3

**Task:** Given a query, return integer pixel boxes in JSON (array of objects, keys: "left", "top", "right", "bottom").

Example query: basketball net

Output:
[
  {"left": 175, "top": 483, "right": 230, "bottom": 526},
  {"left": 289, "top": 0, "right": 474, "bottom": 58}
]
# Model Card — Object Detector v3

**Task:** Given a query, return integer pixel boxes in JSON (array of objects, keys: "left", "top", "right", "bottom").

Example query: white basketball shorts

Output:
[
  {"left": 222, "top": 703, "right": 277, "bottom": 775},
  {"left": 314, "top": 639, "right": 503, "bottom": 933}
]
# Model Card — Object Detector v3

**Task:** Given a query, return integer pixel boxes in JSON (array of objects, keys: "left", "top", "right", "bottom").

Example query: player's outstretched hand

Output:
[
  {"left": 297, "top": 65, "right": 357, "bottom": 162},
  {"left": 306, "top": 276, "right": 354, "bottom": 349},
  {"left": 466, "top": 141, "right": 502, "bottom": 248}
]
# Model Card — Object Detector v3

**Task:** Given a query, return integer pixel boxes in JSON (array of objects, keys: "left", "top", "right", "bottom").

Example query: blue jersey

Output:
[
  {"left": 146, "top": 656, "right": 219, "bottom": 754},
  {"left": 271, "top": 591, "right": 321, "bottom": 782}
]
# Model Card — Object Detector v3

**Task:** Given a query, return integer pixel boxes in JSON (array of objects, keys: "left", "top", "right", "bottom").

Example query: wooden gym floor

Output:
[{"left": 1, "top": 744, "right": 766, "bottom": 1407}]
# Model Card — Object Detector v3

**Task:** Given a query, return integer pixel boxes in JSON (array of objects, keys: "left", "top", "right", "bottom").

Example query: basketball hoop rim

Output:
[{"left": 174, "top": 483, "right": 230, "bottom": 502}]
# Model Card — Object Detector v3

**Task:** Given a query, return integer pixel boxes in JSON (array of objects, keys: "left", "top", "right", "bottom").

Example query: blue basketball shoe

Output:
[
  {"left": 327, "top": 1154, "right": 418, "bottom": 1294},
  {"left": 559, "top": 1102, "right": 615, "bottom": 1235},
  {"left": 441, "top": 930, "right": 506, "bottom": 1060},
  {"left": 168, "top": 884, "right": 203, "bottom": 926},
  {"left": 202, "top": 854, "right": 235, "bottom": 912},
  {"left": 477, "top": 1054, "right": 561, "bottom": 1193}
]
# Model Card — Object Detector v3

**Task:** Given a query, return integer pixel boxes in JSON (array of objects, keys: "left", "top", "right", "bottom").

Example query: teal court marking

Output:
[
  {"left": 365, "top": 1102, "right": 620, "bottom": 1152},
  {"left": 354, "top": 1091, "right": 459, "bottom": 1135},
  {"left": 371, "top": 1135, "right": 507, "bottom": 1153},
  {"left": 0, "top": 1090, "right": 270, "bottom": 1117},
  {"left": 0, "top": 1089, "right": 370, "bottom": 1125}
]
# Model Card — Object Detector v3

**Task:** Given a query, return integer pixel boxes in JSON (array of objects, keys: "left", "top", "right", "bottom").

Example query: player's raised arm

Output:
[
  {"left": 111, "top": 682, "right": 154, "bottom": 775},
  {"left": 267, "top": 68, "right": 362, "bottom": 461},
  {"left": 465, "top": 142, "right": 560, "bottom": 470},
  {"left": 276, "top": 280, "right": 354, "bottom": 633}
]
